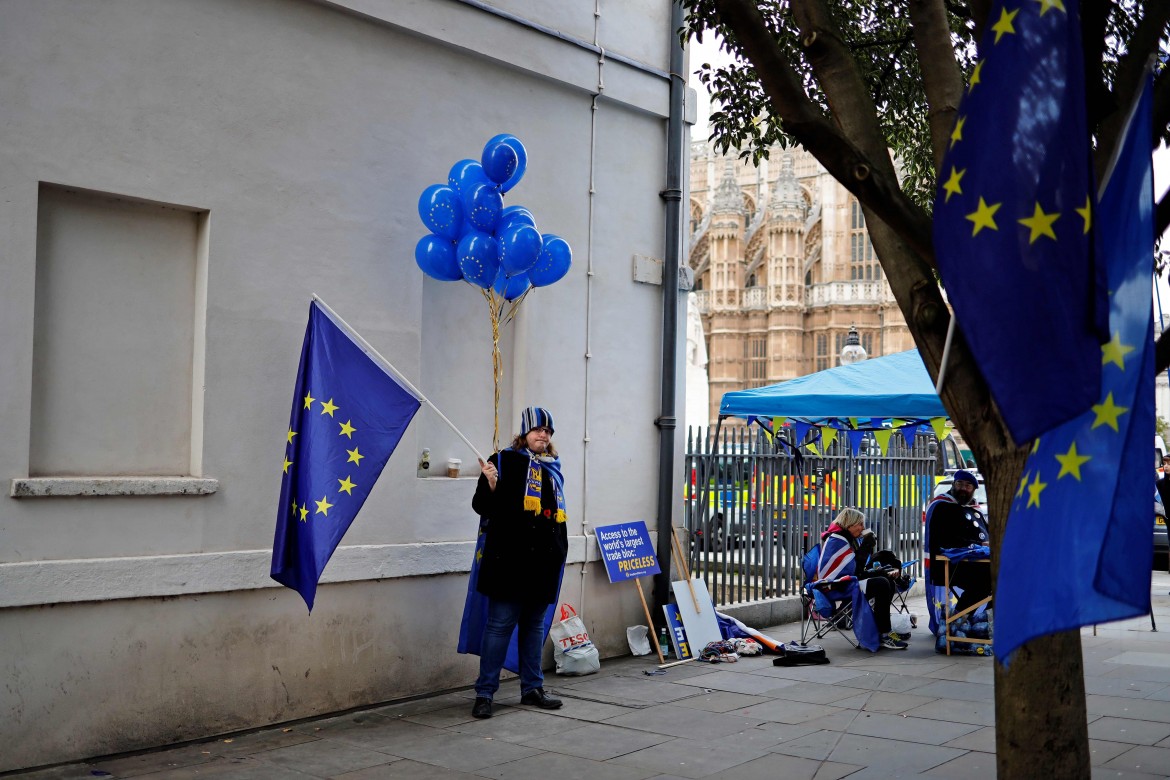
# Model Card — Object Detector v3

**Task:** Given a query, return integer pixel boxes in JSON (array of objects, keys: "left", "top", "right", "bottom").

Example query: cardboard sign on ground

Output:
[{"left": 670, "top": 578, "right": 722, "bottom": 651}]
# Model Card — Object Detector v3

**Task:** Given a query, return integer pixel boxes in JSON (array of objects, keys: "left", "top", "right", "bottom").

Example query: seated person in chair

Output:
[
  {"left": 926, "top": 469, "right": 992, "bottom": 616},
  {"left": 818, "top": 507, "right": 908, "bottom": 650}
]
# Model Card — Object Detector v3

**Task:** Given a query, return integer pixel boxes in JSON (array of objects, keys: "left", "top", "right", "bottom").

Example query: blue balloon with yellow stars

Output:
[
  {"left": 415, "top": 234, "right": 462, "bottom": 282},
  {"left": 463, "top": 182, "right": 502, "bottom": 233},
  {"left": 492, "top": 266, "right": 531, "bottom": 301},
  {"left": 418, "top": 184, "right": 464, "bottom": 241},
  {"left": 447, "top": 159, "right": 492, "bottom": 197},
  {"left": 528, "top": 233, "right": 572, "bottom": 287},
  {"left": 481, "top": 140, "right": 518, "bottom": 186},
  {"left": 497, "top": 204, "right": 537, "bottom": 233},
  {"left": 497, "top": 223, "right": 543, "bottom": 278},
  {"left": 484, "top": 134, "right": 527, "bottom": 193},
  {"left": 457, "top": 230, "right": 500, "bottom": 289}
]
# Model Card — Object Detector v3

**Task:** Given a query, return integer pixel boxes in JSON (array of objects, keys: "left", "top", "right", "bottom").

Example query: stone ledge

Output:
[{"left": 9, "top": 477, "right": 219, "bottom": 498}]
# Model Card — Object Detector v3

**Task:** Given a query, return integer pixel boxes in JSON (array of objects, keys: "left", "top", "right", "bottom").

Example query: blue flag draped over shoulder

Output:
[
  {"left": 933, "top": 0, "right": 1105, "bottom": 443},
  {"left": 457, "top": 453, "right": 564, "bottom": 673},
  {"left": 272, "top": 301, "right": 422, "bottom": 611},
  {"left": 995, "top": 79, "right": 1155, "bottom": 661}
]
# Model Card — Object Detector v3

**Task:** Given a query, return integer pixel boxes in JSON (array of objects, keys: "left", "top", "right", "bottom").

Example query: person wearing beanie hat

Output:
[
  {"left": 463, "top": 406, "right": 568, "bottom": 719},
  {"left": 925, "top": 469, "right": 991, "bottom": 623}
]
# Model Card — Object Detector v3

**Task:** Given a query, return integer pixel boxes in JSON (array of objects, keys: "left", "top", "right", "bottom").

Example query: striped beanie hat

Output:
[{"left": 520, "top": 406, "right": 555, "bottom": 435}]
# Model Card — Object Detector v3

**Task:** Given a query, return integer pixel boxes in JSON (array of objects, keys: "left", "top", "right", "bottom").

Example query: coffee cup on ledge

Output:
[{"left": 447, "top": 458, "right": 461, "bottom": 478}]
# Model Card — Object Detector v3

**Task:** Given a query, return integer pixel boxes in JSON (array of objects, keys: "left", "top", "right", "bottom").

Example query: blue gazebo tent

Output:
[{"left": 719, "top": 349, "right": 947, "bottom": 427}]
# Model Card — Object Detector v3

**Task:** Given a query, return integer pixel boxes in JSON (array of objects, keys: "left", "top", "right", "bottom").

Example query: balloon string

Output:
[
  {"left": 482, "top": 288, "right": 504, "bottom": 451},
  {"left": 502, "top": 287, "right": 530, "bottom": 326}
]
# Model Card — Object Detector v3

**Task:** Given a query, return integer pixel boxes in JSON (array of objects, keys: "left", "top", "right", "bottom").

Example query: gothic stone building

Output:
[{"left": 688, "top": 142, "right": 916, "bottom": 425}]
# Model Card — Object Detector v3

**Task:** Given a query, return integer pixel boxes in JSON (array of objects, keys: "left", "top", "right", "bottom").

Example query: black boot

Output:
[
  {"left": 471, "top": 697, "right": 493, "bottom": 719},
  {"left": 519, "top": 688, "right": 562, "bottom": 709}
]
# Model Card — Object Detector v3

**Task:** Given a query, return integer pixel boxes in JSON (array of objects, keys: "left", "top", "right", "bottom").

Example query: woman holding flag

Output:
[{"left": 466, "top": 406, "right": 568, "bottom": 719}]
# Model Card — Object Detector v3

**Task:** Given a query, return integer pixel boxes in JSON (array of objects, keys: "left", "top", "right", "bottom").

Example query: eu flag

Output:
[
  {"left": 995, "top": 79, "right": 1154, "bottom": 661},
  {"left": 272, "top": 301, "right": 421, "bottom": 611},
  {"left": 933, "top": 0, "right": 1105, "bottom": 443}
]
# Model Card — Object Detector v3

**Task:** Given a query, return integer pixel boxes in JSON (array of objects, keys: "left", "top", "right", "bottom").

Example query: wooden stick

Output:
[
  {"left": 669, "top": 526, "right": 701, "bottom": 614},
  {"left": 657, "top": 657, "right": 696, "bottom": 670},
  {"left": 668, "top": 525, "right": 691, "bottom": 580},
  {"left": 634, "top": 578, "right": 664, "bottom": 664}
]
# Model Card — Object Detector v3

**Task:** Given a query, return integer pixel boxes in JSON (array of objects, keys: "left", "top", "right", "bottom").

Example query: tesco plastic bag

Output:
[{"left": 550, "top": 603, "right": 600, "bottom": 676}]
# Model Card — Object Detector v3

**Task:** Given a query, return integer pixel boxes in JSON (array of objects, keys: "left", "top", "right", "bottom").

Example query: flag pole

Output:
[{"left": 310, "top": 294, "right": 486, "bottom": 464}]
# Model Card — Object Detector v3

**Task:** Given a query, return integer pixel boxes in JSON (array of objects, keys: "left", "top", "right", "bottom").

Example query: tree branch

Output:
[
  {"left": 849, "top": 34, "right": 913, "bottom": 51},
  {"left": 872, "top": 38, "right": 913, "bottom": 107},
  {"left": 969, "top": 0, "right": 992, "bottom": 40},
  {"left": 908, "top": 0, "right": 967, "bottom": 175},
  {"left": 1154, "top": 67, "right": 1170, "bottom": 148},
  {"left": 709, "top": 0, "right": 935, "bottom": 263},
  {"left": 1095, "top": 5, "right": 1170, "bottom": 180},
  {"left": 1158, "top": 328, "right": 1170, "bottom": 376},
  {"left": 1158, "top": 191, "right": 1170, "bottom": 256},
  {"left": 1081, "top": 0, "right": 1112, "bottom": 134}
]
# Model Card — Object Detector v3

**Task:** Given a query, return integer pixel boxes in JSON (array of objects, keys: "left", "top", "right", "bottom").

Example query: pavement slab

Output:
[
  {"left": 606, "top": 737, "right": 766, "bottom": 779},
  {"left": 899, "top": 696, "right": 996, "bottom": 727},
  {"left": 672, "top": 669, "right": 799, "bottom": 695},
  {"left": 1088, "top": 695, "right": 1170, "bottom": 723},
  {"left": 376, "top": 730, "right": 541, "bottom": 772},
  {"left": 836, "top": 711, "right": 981, "bottom": 745},
  {"left": 668, "top": 690, "right": 772, "bottom": 713},
  {"left": 919, "top": 749, "right": 997, "bottom": 779},
  {"left": 725, "top": 698, "right": 845, "bottom": 725},
  {"left": 332, "top": 758, "right": 482, "bottom": 779},
  {"left": 601, "top": 702, "right": 765, "bottom": 739},
  {"left": 943, "top": 725, "right": 996, "bottom": 753},
  {"left": 475, "top": 750, "right": 661, "bottom": 780},
  {"left": 709, "top": 751, "right": 861, "bottom": 780},
  {"left": 1088, "top": 717, "right": 1170, "bottom": 746},
  {"left": 448, "top": 707, "right": 581, "bottom": 743},
  {"left": 249, "top": 739, "right": 396, "bottom": 777},
  {"left": 1101, "top": 745, "right": 1170, "bottom": 776},
  {"left": 519, "top": 722, "right": 673, "bottom": 760}
]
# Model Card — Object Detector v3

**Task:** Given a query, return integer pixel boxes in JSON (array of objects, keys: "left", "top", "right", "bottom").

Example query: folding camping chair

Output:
[
  {"left": 798, "top": 543, "right": 860, "bottom": 649},
  {"left": 891, "top": 559, "right": 918, "bottom": 620},
  {"left": 867, "top": 550, "right": 917, "bottom": 619}
]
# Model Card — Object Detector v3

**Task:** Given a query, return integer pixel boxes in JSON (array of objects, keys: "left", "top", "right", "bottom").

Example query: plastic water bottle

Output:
[{"left": 659, "top": 627, "right": 671, "bottom": 658}]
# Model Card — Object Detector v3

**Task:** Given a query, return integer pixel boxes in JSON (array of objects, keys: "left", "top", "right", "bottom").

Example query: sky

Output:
[{"left": 685, "top": 37, "right": 1170, "bottom": 317}]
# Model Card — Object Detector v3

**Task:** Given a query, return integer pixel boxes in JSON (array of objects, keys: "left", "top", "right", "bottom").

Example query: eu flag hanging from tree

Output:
[
  {"left": 272, "top": 301, "right": 421, "bottom": 611},
  {"left": 933, "top": 0, "right": 1106, "bottom": 443},
  {"left": 995, "top": 78, "right": 1154, "bottom": 661}
]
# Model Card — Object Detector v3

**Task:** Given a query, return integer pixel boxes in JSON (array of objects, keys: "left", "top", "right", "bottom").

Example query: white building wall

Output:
[{"left": 0, "top": 0, "right": 688, "bottom": 770}]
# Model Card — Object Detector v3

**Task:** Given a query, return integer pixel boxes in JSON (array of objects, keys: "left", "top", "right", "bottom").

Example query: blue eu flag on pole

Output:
[
  {"left": 933, "top": 0, "right": 1106, "bottom": 443},
  {"left": 272, "top": 301, "right": 421, "bottom": 611},
  {"left": 995, "top": 78, "right": 1154, "bottom": 661}
]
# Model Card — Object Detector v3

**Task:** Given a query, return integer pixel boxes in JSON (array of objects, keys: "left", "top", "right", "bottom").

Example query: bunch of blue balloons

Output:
[{"left": 415, "top": 134, "right": 573, "bottom": 301}]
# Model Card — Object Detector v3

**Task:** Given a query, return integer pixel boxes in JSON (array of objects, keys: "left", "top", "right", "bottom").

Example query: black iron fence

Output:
[{"left": 683, "top": 424, "right": 939, "bottom": 606}]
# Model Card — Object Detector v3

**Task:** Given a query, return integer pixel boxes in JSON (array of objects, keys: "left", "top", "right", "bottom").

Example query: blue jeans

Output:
[{"left": 474, "top": 598, "right": 547, "bottom": 699}]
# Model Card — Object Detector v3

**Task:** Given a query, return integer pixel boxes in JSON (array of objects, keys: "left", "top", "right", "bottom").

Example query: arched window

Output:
[{"left": 850, "top": 198, "right": 879, "bottom": 282}]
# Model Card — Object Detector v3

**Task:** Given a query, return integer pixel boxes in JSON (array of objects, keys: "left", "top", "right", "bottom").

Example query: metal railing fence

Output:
[{"left": 683, "top": 424, "right": 938, "bottom": 607}]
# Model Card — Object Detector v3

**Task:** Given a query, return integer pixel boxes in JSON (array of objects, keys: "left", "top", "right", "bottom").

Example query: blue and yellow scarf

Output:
[{"left": 511, "top": 447, "right": 567, "bottom": 524}]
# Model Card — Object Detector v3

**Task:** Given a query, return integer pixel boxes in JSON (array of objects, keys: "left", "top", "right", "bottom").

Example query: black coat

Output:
[
  {"left": 926, "top": 495, "right": 989, "bottom": 586},
  {"left": 472, "top": 449, "right": 568, "bottom": 605}
]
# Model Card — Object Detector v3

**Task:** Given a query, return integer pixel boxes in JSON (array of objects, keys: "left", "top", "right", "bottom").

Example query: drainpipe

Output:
[{"left": 653, "top": 0, "right": 687, "bottom": 617}]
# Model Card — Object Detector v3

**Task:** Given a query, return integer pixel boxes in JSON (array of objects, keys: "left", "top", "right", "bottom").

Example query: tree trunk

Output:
[
  {"left": 979, "top": 442, "right": 1091, "bottom": 778},
  {"left": 995, "top": 632, "right": 1090, "bottom": 778}
]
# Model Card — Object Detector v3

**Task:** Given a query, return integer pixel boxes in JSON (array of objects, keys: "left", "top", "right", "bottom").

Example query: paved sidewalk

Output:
[{"left": 11, "top": 571, "right": 1170, "bottom": 780}]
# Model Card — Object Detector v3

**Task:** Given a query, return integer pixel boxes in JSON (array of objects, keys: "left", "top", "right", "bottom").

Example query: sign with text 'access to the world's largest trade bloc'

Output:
[{"left": 594, "top": 521, "right": 660, "bottom": 583}]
